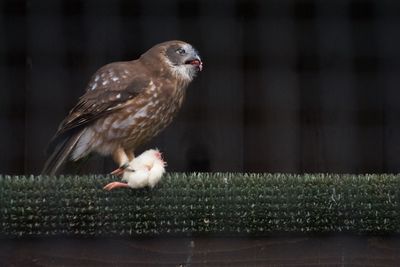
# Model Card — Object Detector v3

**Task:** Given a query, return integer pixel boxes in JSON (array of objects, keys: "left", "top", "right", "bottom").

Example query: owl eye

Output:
[{"left": 176, "top": 48, "right": 186, "bottom": 55}]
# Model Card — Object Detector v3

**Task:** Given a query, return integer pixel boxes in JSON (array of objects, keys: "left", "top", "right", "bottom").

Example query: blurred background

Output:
[{"left": 1, "top": 0, "right": 399, "bottom": 174}]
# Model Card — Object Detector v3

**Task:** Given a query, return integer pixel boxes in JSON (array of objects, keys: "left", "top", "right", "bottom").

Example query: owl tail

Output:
[{"left": 42, "top": 129, "right": 84, "bottom": 175}]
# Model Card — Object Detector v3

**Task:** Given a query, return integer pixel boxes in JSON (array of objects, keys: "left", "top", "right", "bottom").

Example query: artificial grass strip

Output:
[{"left": 0, "top": 173, "right": 399, "bottom": 237}]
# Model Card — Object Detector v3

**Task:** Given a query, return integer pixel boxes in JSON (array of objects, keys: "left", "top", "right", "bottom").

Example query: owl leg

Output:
[
  {"left": 110, "top": 148, "right": 133, "bottom": 176},
  {"left": 104, "top": 148, "right": 133, "bottom": 190},
  {"left": 126, "top": 151, "right": 135, "bottom": 161}
]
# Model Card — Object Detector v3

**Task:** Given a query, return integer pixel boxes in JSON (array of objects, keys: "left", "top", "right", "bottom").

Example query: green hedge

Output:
[{"left": 0, "top": 173, "right": 399, "bottom": 237}]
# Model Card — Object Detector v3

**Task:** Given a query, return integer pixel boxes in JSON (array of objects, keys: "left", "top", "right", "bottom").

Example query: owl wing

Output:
[
  {"left": 57, "top": 63, "right": 151, "bottom": 135},
  {"left": 43, "top": 62, "right": 152, "bottom": 175}
]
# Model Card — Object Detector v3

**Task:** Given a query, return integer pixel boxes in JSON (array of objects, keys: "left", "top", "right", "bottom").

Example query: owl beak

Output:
[{"left": 185, "top": 55, "right": 203, "bottom": 71}]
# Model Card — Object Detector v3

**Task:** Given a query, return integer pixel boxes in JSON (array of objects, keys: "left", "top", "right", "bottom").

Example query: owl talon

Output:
[
  {"left": 110, "top": 168, "right": 124, "bottom": 177},
  {"left": 103, "top": 181, "right": 129, "bottom": 191},
  {"left": 110, "top": 162, "right": 130, "bottom": 177}
]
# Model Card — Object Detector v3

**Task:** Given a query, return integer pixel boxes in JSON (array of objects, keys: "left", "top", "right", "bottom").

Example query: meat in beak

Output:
[{"left": 185, "top": 56, "right": 203, "bottom": 71}]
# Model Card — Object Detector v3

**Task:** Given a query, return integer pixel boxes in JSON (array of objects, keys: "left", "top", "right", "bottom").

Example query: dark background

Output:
[{"left": 1, "top": 0, "right": 400, "bottom": 174}]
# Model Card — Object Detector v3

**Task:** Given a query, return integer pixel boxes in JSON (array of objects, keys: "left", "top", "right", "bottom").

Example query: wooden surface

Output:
[{"left": 1, "top": 235, "right": 400, "bottom": 266}]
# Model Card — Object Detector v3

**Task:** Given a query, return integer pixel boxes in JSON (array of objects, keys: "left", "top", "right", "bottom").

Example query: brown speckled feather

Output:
[{"left": 57, "top": 74, "right": 150, "bottom": 134}]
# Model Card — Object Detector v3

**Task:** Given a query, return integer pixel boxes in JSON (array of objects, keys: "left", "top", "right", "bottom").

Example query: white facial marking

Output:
[
  {"left": 165, "top": 60, "right": 193, "bottom": 82},
  {"left": 116, "top": 93, "right": 121, "bottom": 99},
  {"left": 172, "top": 65, "right": 192, "bottom": 81}
]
